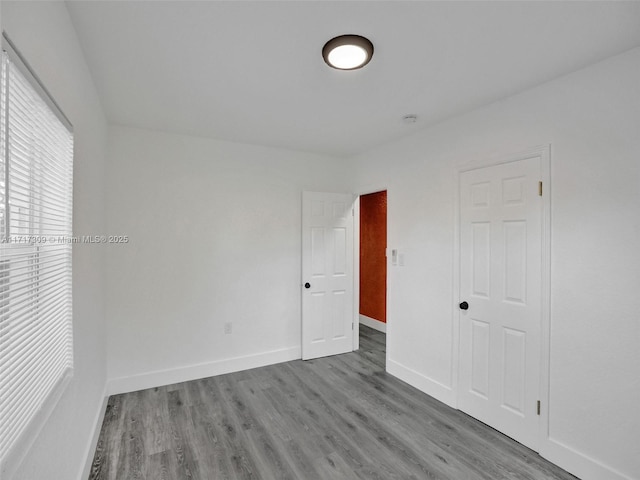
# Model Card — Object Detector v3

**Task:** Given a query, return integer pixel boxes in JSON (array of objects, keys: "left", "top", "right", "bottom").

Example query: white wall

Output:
[
  {"left": 105, "top": 126, "right": 353, "bottom": 393},
  {"left": 352, "top": 47, "right": 640, "bottom": 480},
  {"left": 5, "top": 3, "right": 634, "bottom": 478},
  {"left": 1, "top": 2, "right": 108, "bottom": 480}
]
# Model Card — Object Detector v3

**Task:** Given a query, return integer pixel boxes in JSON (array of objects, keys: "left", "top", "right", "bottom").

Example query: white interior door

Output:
[
  {"left": 458, "top": 155, "right": 543, "bottom": 450},
  {"left": 302, "top": 191, "right": 354, "bottom": 360}
]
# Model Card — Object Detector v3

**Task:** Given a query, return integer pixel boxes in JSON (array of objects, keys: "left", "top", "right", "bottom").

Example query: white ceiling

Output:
[{"left": 66, "top": 1, "right": 640, "bottom": 157}]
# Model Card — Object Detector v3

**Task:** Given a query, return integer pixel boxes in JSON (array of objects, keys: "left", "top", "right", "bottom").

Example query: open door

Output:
[{"left": 302, "top": 191, "right": 354, "bottom": 360}]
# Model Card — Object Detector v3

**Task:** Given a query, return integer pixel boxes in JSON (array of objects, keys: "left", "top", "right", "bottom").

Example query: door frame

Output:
[
  {"left": 451, "top": 145, "right": 551, "bottom": 449},
  {"left": 353, "top": 186, "right": 389, "bottom": 356}
]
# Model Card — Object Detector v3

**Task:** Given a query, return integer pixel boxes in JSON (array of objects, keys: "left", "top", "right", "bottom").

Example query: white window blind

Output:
[{"left": 0, "top": 41, "right": 74, "bottom": 470}]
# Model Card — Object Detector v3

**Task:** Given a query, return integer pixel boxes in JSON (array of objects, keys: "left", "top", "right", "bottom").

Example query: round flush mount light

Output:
[{"left": 322, "top": 34, "right": 374, "bottom": 70}]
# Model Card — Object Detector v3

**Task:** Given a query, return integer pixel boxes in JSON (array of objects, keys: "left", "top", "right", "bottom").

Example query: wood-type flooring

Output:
[{"left": 89, "top": 326, "right": 578, "bottom": 480}]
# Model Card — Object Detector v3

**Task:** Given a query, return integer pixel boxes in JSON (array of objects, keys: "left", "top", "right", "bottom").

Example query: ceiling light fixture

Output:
[{"left": 322, "top": 34, "right": 374, "bottom": 70}]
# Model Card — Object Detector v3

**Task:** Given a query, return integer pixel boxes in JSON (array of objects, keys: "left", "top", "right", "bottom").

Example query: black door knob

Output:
[
  {"left": 459, "top": 301, "right": 469, "bottom": 310},
  {"left": 304, "top": 282, "right": 311, "bottom": 289}
]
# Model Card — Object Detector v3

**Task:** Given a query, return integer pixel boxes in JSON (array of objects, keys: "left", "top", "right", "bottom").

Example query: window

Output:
[{"left": 0, "top": 35, "right": 74, "bottom": 472}]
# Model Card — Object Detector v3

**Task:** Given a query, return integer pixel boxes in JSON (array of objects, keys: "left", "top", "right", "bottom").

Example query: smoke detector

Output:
[{"left": 402, "top": 114, "right": 418, "bottom": 124}]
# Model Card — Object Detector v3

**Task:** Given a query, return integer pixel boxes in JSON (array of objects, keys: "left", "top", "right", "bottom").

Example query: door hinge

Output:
[
  {"left": 538, "top": 181, "right": 543, "bottom": 197},
  {"left": 536, "top": 400, "right": 541, "bottom": 415}
]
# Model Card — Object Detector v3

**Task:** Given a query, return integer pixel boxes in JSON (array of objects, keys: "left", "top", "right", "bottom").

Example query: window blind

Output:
[{"left": 0, "top": 45, "right": 74, "bottom": 468}]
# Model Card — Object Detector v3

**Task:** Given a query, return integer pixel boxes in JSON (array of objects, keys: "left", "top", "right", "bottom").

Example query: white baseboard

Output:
[
  {"left": 541, "top": 437, "right": 636, "bottom": 480},
  {"left": 385, "top": 358, "right": 632, "bottom": 480},
  {"left": 386, "top": 357, "right": 633, "bottom": 480},
  {"left": 79, "top": 387, "right": 109, "bottom": 480},
  {"left": 106, "top": 346, "right": 301, "bottom": 396},
  {"left": 93, "top": 348, "right": 632, "bottom": 480},
  {"left": 359, "top": 314, "right": 386, "bottom": 333},
  {"left": 387, "top": 359, "right": 455, "bottom": 407}
]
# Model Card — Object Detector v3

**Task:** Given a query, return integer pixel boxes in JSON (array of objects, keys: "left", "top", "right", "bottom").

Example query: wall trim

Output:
[
  {"left": 387, "top": 359, "right": 455, "bottom": 407},
  {"left": 79, "top": 387, "right": 109, "bottom": 480},
  {"left": 541, "top": 437, "right": 635, "bottom": 480},
  {"left": 359, "top": 314, "right": 386, "bottom": 333},
  {"left": 106, "top": 346, "right": 301, "bottom": 396}
]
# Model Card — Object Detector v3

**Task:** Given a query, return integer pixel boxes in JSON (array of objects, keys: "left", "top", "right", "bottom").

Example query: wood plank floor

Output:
[{"left": 89, "top": 326, "right": 578, "bottom": 480}]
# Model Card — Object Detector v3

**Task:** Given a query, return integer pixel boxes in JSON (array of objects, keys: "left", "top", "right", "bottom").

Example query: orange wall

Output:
[{"left": 359, "top": 191, "right": 387, "bottom": 322}]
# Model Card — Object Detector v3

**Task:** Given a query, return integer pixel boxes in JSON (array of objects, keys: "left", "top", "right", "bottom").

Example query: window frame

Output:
[{"left": 0, "top": 32, "right": 74, "bottom": 477}]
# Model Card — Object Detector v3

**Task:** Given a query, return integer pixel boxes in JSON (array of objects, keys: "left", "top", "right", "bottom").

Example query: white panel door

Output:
[
  {"left": 302, "top": 192, "right": 354, "bottom": 360},
  {"left": 458, "top": 156, "right": 542, "bottom": 450}
]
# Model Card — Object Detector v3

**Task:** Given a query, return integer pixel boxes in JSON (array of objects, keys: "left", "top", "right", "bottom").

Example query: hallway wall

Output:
[{"left": 359, "top": 191, "right": 387, "bottom": 324}]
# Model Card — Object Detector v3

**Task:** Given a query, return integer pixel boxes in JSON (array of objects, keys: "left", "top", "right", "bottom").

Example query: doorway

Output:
[
  {"left": 358, "top": 191, "right": 387, "bottom": 340},
  {"left": 300, "top": 190, "right": 388, "bottom": 361}
]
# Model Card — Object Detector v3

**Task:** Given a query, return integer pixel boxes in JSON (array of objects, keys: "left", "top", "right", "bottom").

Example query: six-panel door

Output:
[
  {"left": 302, "top": 192, "right": 354, "bottom": 360},
  {"left": 458, "top": 156, "right": 543, "bottom": 450}
]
